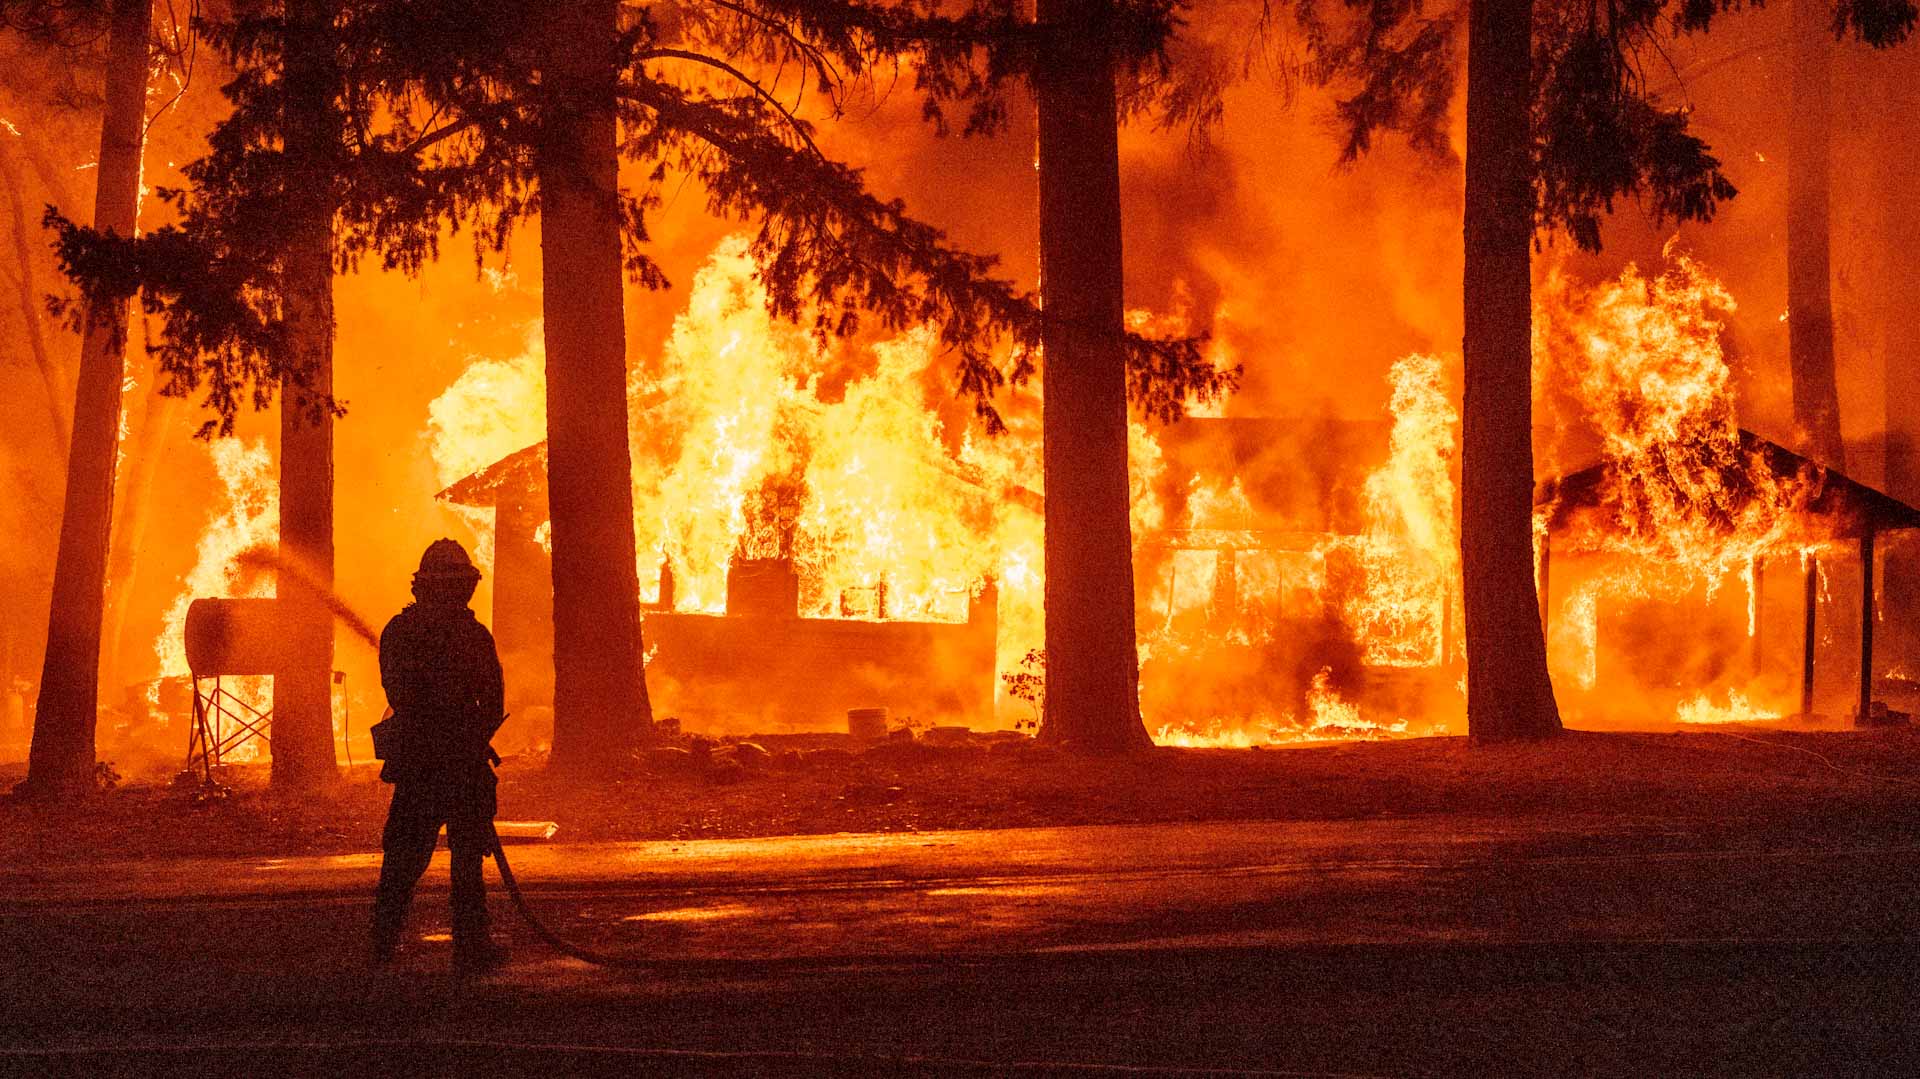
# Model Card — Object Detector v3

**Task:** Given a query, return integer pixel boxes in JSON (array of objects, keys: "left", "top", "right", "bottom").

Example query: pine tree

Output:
[
  {"left": 1459, "top": 0, "right": 1559, "bottom": 741},
  {"left": 533, "top": 0, "right": 655, "bottom": 771},
  {"left": 1789, "top": 0, "right": 1843, "bottom": 469},
  {"left": 50, "top": 0, "right": 1225, "bottom": 772},
  {"left": 1033, "top": 0, "right": 1152, "bottom": 753},
  {"left": 19, "top": 0, "right": 151, "bottom": 797},
  {"left": 1287, "top": 0, "right": 1746, "bottom": 740},
  {"left": 271, "top": 0, "right": 342, "bottom": 789}
]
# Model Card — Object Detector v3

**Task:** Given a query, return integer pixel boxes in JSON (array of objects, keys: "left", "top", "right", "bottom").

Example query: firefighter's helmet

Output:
[{"left": 414, "top": 538, "right": 480, "bottom": 582}]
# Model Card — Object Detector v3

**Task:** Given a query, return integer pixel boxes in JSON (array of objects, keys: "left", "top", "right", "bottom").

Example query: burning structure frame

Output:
[{"left": 1538, "top": 429, "right": 1920, "bottom": 726}]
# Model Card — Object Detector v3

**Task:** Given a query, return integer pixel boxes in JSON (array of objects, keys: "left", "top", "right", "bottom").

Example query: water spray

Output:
[{"left": 232, "top": 545, "right": 381, "bottom": 649}]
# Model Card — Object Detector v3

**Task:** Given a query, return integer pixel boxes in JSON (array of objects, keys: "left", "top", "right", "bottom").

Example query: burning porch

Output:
[{"left": 1538, "top": 427, "right": 1920, "bottom": 728}]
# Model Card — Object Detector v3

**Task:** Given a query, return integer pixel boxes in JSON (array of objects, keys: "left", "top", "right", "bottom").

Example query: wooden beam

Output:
[
  {"left": 1538, "top": 532, "right": 1552, "bottom": 635},
  {"left": 1859, "top": 529, "right": 1876, "bottom": 726},
  {"left": 1801, "top": 558, "right": 1818, "bottom": 717}
]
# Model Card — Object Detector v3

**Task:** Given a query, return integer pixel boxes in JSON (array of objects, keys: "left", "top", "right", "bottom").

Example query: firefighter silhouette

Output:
[{"left": 371, "top": 538, "right": 507, "bottom": 972}]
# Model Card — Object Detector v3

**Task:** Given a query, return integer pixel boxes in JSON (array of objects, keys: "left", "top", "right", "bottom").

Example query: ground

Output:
[
  {"left": 3, "top": 730, "right": 1919, "bottom": 1075},
  {"left": 5, "top": 727, "right": 1920, "bottom": 862}
]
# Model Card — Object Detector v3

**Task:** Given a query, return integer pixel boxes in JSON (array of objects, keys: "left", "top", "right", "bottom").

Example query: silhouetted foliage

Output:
[
  {"left": 0, "top": 0, "right": 109, "bottom": 47},
  {"left": 1276, "top": 0, "right": 1914, "bottom": 250},
  {"left": 1529, "top": 5, "right": 1739, "bottom": 251},
  {"left": 48, "top": 0, "right": 1233, "bottom": 436}
]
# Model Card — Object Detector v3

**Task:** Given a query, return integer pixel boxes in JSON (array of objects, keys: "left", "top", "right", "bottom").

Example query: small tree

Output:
[{"left": 1000, "top": 647, "right": 1046, "bottom": 731}]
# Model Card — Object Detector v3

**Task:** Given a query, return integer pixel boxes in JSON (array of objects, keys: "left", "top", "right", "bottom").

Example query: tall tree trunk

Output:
[
  {"left": 538, "top": 0, "right": 654, "bottom": 773},
  {"left": 1788, "top": 0, "right": 1844, "bottom": 469},
  {"left": 270, "top": 0, "right": 340, "bottom": 789},
  {"left": 23, "top": 0, "right": 152, "bottom": 796},
  {"left": 1877, "top": 50, "right": 1920, "bottom": 653},
  {"left": 1460, "top": 0, "right": 1561, "bottom": 742},
  {"left": 1032, "top": 0, "right": 1150, "bottom": 753}
]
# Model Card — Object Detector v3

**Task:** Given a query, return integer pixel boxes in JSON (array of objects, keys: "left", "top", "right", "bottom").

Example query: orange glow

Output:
[
  {"left": 152, "top": 438, "right": 279, "bottom": 756},
  {"left": 1675, "top": 689, "right": 1781, "bottom": 725},
  {"left": 1333, "top": 353, "right": 1459, "bottom": 669},
  {"left": 1154, "top": 667, "right": 1414, "bottom": 747}
]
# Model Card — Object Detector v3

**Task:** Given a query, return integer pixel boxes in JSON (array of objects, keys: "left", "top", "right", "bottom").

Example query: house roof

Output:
[
  {"left": 1536, "top": 427, "right": 1920, "bottom": 543},
  {"left": 436, "top": 442, "right": 546, "bottom": 508}
]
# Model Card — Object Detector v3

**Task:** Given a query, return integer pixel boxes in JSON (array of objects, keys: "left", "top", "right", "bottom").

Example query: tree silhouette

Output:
[
  {"left": 1033, "top": 0, "right": 1150, "bottom": 753},
  {"left": 12, "top": 0, "right": 152, "bottom": 798},
  {"left": 271, "top": 0, "right": 343, "bottom": 790},
  {"left": 48, "top": 0, "right": 1226, "bottom": 771},
  {"left": 1283, "top": 0, "right": 1780, "bottom": 740}
]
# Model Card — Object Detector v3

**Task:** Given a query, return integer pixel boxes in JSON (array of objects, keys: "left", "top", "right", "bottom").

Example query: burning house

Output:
[
  {"left": 1526, "top": 253, "right": 1920, "bottom": 729},
  {"left": 1135, "top": 411, "right": 1458, "bottom": 741},
  {"left": 435, "top": 338, "right": 1463, "bottom": 749},
  {"left": 440, "top": 441, "right": 998, "bottom": 736},
  {"left": 415, "top": 241, "right": 1466, "bottom": 747}
]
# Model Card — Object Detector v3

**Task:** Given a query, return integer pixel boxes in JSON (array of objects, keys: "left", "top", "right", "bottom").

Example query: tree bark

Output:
[
  {"left": 1460, "top": 0, "right": 1562, "bottom": 741},
  {"left": 23, "top": 0, "right": 151, "bottom": 796},
  {"left": 537, "top": 0, "right": 654, "bottom": 773},
  {"left": 1032, "top": 0, "right": 1151, "bottom": 753},
  {"left": 270, "top": 0, "right": 340, "bottom": 789},
  {"left": 1788, "top": 0, "right": 1845, "bottom": 470}
]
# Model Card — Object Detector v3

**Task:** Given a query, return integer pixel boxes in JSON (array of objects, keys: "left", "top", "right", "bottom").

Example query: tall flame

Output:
[
  {"left": 153, "top": 438, "right": 279, "bottom": 757},
  {"left": 1332, "top": 353, "right": 1460, "bottom": 668},
  {"left": 1537, "top": 247, "right": 1823, "bottom": 716}
]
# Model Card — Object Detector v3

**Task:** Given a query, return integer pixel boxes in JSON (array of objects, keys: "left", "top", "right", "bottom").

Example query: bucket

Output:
[{"left": 846, "top": 707, "right": 889, "bottom": 742}]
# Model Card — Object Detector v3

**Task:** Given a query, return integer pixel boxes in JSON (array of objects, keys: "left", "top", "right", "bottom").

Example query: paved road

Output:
[{"left": 4, "top": 815, "right": 1918, "bottom": 1074}]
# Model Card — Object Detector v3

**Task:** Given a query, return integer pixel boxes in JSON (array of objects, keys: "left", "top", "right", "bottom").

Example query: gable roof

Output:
[
  {"left": 1536, "top": 427, "right": 1920, "bottom": 544},
  {"left": 436, "top": 442, "right": 546, "bottom": 508}
]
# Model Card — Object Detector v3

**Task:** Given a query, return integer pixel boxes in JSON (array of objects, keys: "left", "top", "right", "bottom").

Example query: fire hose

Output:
[
  {"left": 486, "top": 824, "right": 656, "bottom": 969},
  {"left": 373, "top": 725, "right": 654, "bottom": 968},
  {"left": 224, "top": 547, "right": 651, "bottom": 967}
]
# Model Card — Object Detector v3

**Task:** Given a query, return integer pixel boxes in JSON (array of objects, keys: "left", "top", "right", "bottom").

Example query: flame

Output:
[
  {"left": 628, "top": 239, "right": 1028, "bottom": 633},
  {"left": 153, "top": 438, "right": 279, "bottom": 758},
  {"left": 1540, "top": 249, "right": 1822, "bottom": 579},
  {"left": 426, "top": 329, "right": 547, "bottom": 567},
  {"left": 1536, "top": 248, "right": 1830, "bottom": 703},
  {"left": 416, "top": 239, "right": 1476, "bottom": 743},
  {"left": 1330, "top": 353, "right": 1460, "bottom": 667},
  {"left": 429, "top": 237, "right": 1047, "bottom": 696},
  {"left": 1154, "top": 667, "right": 1415, "bottom": 747},
  {"left": 1675, "top": 689, "right": 1780, "bottom": 725}
]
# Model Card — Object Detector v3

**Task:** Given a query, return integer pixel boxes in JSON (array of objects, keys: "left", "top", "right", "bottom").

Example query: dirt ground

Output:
[{"left": 4, "top": 725, "right": 1919, "bottom": 864}]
